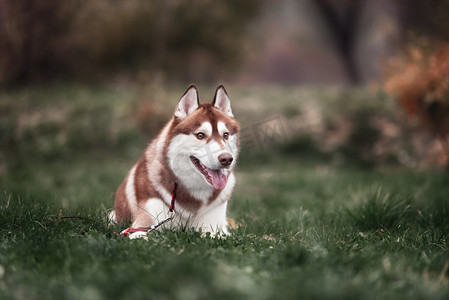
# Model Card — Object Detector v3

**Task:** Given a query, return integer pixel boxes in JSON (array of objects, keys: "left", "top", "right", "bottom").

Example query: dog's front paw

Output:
[
  {"left": 218, "top": 226, "right": 229, "bottom": 236},
  {"left": 203, "top": 226, "right": 229, "bottom": 237},
  {"left": 128, "top": 231, "right": 149, "bottom": 240}
]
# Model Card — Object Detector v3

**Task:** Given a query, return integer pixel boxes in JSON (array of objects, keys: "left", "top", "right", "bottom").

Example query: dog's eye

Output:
[
  {"left": 223, "top": 132, "right": 229, "bottom": 140},
  {"left": 196, "top": 132, "right": 205, "bottom": 140}
]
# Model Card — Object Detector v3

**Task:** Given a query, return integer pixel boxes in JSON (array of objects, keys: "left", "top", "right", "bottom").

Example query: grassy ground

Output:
[{"left": 0, "top": 84, "right": 448, "bottom": 300}]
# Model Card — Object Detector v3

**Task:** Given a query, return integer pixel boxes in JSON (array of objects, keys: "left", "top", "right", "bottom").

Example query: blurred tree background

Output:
[
  {"left": 1, "top": 0, "right": 448, "bottom": 85},
  {"left": 0, "top": 0, "right": 262, "bottom": 84}
]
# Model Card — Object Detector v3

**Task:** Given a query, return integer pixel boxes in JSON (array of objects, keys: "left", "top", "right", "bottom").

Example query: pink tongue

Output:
[{"left": 206, "top": 168, "right": 227, "bottom": 190}]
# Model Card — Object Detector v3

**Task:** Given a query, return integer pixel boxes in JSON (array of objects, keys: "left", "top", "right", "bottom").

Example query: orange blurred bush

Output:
[{"left": 385, "top": 44, "right": 449, "bottom": 164}]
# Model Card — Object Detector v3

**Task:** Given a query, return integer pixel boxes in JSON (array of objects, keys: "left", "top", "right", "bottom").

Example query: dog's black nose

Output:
[{"left": 218, "top": 152, "right": 233, "bottom": 166}]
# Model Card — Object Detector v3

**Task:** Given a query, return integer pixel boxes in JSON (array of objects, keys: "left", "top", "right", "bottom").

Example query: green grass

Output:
[{"left": 1, "top": 84, "right": 449, "bottom": 300}]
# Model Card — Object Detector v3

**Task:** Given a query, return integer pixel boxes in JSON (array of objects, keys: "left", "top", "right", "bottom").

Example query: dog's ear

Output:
[
  {"left": 175, "top": 84, "right": 200, "bottom": 119},
  {"left": 213, "top": 85, "right": 233, "bottom": 117}
]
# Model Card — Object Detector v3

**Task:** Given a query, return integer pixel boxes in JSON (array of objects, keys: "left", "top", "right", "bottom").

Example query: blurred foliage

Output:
[
  {"left": 385, "top": 44, "right": 449, "bottom": 166},
  {"left": 0, "top": 85, "right": 145, "bottom": 180},
  {"left": 383, "top": 0, "right": 449, "bottom": 168},
  {"left": 0, "top": 0, "right": 263, "bottom": 85},
  {"left": 0, "top": 0, "right": 79, "bottom": 84},
  {"left": 399, "top": 0, "right": 449, "bottom": 42},
  {"left": 1, "top": 83, "right": 447, "bottom": 187},
  {"left": 336, "top": 108, "right": 382, "bottom": 169}
]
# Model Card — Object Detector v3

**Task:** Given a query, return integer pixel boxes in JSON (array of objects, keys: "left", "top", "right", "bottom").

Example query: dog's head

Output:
[{"left": 167, "top": 85, "right": 240, "bottom": 191}]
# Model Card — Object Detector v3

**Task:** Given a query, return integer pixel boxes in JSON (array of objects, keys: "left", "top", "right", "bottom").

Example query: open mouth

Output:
[{"left": 190, "top": 156, "right": 227, "bottom": 190}]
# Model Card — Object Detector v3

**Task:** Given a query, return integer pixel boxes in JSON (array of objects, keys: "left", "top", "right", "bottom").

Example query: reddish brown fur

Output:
[
  {"left": 114, "top": 179, "right": 130, "bottom": 224},
  {"left": 134, "top": 156, "right": 151, "bottom": 202},
  {"left": 171, "top": 104, "right": 239, "bottom": 136}
]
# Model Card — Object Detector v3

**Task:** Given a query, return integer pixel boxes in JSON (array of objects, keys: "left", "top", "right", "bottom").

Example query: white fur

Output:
[
  {"left": 108, "top": 210, "right": 116, "bottom": 224},
  {"left": 144, "top": 198, "right": 169, "bottom": 223},
  {"left": 192, "top": 173, "right": 236, "bottom": 235},
  {"left": 130, "top": 198, "right": 168, "bottom": 230},
  {"left": 196, "top": 122, "right": 213, "bottom": 137},
  {"left": 167, "top": 134, "right": 214, "bottom": 200},
  {"left": 199, "top": 139, "right": 226, "bottom": 170},
  {"left": 217, "top": 121, "right": 238, "bottom": 156},
  {"left": 226, "top": 134, "right": 239, "bottom": 158},
  {"left": 217, "top": 121, "right": 228, "bottom": 136},
  {"left": 128, "top": 231, "right": 149, "bottom": 239}
]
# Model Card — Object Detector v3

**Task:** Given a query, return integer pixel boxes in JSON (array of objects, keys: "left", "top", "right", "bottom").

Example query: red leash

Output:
[
  {"left": 169, "top": 182, "right": 177, "bottom": 212},
  {"left": 121, "top": 183, "right": 178, "bottom": 237}
]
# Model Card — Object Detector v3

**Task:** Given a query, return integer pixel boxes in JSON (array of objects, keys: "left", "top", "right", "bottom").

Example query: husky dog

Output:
[{"left": 112, "top": 85, "right": 240, "bottom": 238}]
